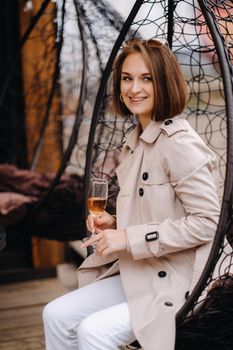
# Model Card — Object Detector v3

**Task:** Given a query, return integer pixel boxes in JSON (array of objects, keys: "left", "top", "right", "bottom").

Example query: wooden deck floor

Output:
[{"left": 0, "top": 277, "right": 68, "bottom": 350}]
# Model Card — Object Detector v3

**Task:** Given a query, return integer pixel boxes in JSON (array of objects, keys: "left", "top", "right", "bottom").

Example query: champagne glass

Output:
[{"left": 87, "top": 178, "right": 108, "bottom": 235}]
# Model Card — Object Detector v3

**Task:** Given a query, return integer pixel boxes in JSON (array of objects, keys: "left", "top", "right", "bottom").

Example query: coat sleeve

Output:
[{"left": 126, "top": 128, "right": 220, "bottom": 260}]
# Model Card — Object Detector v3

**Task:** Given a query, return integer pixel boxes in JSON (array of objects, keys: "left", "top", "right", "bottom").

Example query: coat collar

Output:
[{"left": 124, "top": 120, "right": 164, "bottom": 151}]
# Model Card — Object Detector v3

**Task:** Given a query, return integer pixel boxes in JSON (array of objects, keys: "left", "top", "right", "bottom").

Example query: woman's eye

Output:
[
  {"left": 121, "top": 76, "right": 131, "bottom": 81},
  {"left": 144, "top": 76, "right": 152, "bottom": 81}
]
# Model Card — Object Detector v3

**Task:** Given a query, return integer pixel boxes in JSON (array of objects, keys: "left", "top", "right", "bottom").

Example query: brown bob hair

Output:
[{"left": 112, "top": 38, "right": 188, "bottom": 121}]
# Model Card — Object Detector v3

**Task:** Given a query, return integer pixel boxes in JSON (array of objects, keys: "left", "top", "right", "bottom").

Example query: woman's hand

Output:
[
  {"left": 86, "top": 211, "right": 116, "bottom": 234},
  {"left": 81, "top": 228, "right": 127, "bottom": 257}
]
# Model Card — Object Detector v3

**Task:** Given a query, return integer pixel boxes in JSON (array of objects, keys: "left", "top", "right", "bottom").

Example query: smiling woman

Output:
[{"left": 43, "top": 38, "right": 220, "bottom": 350}]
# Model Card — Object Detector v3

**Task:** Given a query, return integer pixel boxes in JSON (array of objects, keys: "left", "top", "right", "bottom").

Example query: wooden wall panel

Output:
[{"left": 19, "top": 0, "right": 65, "bottom": 268}]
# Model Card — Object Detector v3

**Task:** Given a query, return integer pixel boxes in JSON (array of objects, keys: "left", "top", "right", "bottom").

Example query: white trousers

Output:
[{"left": 43, "top": 274, "right": 136, "bottom": 349}]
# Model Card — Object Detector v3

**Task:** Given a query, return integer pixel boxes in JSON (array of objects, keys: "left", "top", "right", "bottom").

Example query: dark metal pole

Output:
[{"left": 84, "top": 0, "right": 145, "bottom": 215}]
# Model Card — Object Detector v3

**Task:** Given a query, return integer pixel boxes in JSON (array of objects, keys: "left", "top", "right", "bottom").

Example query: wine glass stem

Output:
[{"left": 91, "top": 214, "right": 98, "bottom": 235}]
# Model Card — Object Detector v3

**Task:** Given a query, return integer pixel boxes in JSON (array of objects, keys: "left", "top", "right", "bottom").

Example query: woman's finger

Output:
[
  {"left": 86, "top": 215, "right": 96, "bottom": 233},
  {"left": 86, "top": 219, "right": 91, "bottom": 232},
  {"left": 97, "top": 245, "right": 111, "bottom": 257},
  {"left": 81, "top": 232, "right": 102, "bottom": 248},
  {"left": 95, "top": 239, "right": 108, "bottom": 255}
]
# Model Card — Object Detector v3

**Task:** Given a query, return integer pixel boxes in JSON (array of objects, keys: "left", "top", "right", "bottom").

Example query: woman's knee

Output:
[
  {"left": 43, "top": 301, "right": 53, "bottom": 325},
  {"left": 43, "top": 299, "right": 63, "bottom": 326}
]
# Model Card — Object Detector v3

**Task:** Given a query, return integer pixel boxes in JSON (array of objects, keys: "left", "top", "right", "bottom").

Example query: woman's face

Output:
[{"left": 120, "top": 52, "right": 154, "bottom": 125}]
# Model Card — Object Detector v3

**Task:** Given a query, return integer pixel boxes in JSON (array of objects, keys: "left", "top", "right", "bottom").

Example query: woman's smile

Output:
[{"left": 129, "top": 97, "right": 148, "bottom": 103}]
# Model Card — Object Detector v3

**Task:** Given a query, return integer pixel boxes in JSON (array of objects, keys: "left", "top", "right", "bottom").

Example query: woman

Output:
[{"left": 43, "top": 38, "right": 220, "bottom": 350}]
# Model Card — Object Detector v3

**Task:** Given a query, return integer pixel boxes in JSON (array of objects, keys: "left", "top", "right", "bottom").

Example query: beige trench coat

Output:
[{"left": 78, "top": 116, "right": 220, "bottom": 350}]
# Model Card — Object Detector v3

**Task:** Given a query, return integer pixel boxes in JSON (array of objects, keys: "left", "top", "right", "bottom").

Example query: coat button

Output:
[
  {"left": 139, "top": 188, "right": 144, "bottom": 196},
  {"left": 158, "top": 271, "right": 167, "bottom": 278},
  {"left": 164, "top": 301, "right": 173, "bottom": 307},
  {"left": 185, "top": 291, "right": 189, "bottom": 299},
  {"left": 164, "top": 119, "right": 173, "bottom": 126},
  {"left": 142, "top": 172, "right": 148, "bottom": 181}
]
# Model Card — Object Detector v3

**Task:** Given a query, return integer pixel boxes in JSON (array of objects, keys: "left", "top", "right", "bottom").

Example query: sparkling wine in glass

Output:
[{"left": 88, "top": 178, "right": 108, "bottom": 234}]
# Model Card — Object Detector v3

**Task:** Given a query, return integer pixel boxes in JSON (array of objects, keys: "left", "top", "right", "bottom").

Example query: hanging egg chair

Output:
[{"left": 83, "top": 0, "right": 233, "bottom": 348}]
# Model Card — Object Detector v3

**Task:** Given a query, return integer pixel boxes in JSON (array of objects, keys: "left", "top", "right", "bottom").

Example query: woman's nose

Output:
[{"left": 130, "top": 79, "right": 141, "bottom": 93}]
